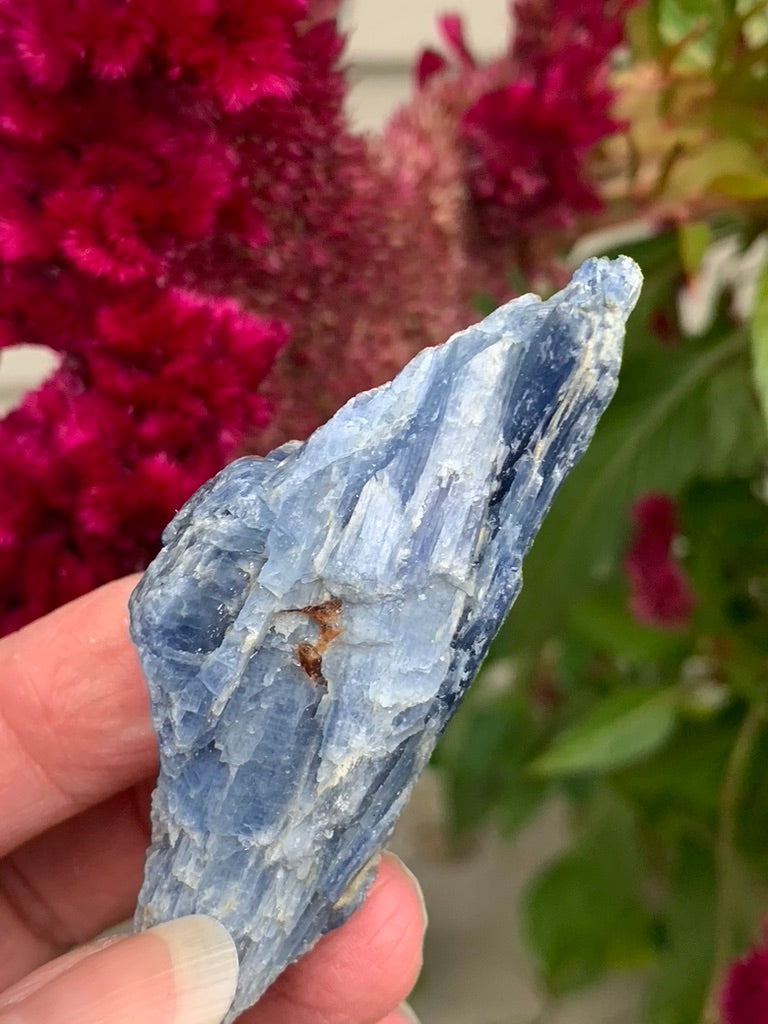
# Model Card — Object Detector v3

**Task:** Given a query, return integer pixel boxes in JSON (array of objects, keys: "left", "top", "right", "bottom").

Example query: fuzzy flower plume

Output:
[
  {"left": 624, "top": 494, "right": 695, "bottom": 629},
  {"left": 0, "top": 0, "right": 302, "bottom": 631},
  {"left": 0, "top": 0, "right": 635, "bottom": 633}
]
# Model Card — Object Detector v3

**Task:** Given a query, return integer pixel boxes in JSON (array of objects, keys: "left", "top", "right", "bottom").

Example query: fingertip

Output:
[
  {"left": 0, "top": 915, "right": 239, "bottom": 1024},
  {"left": 363, "top": 853, "right": 427, "bottom": 989},
  {"left": 379, "top": 852, "right": 428, "bottom": 932},
  {"left": 152, "top": 915, "right": 239, "bottom": 1024}
]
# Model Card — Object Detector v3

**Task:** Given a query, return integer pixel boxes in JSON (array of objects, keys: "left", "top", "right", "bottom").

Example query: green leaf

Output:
[
  {"left": 500, "top": 778, "right": 549, "bottom": 837},
  {"left": 644, "top": 839, "right": 715, "bottom": 1024},
  {"left": 625, "top": 0, "right": 665, "bottom": 59},
  {"left": 569, "top": 591, "right": 688, "bottom": 663},
  {"left": 436, "top": 685, "right": 548, "bottom": 836},
  {"left": 709, "top": 171, "right": 768, "bottom": 198},
  {"left": 616, "top": 713, "right": 737, "bottom": 826},
  {"left": 740, "top": 0, "right": 768, "bottom": 48},
  {"left": 735, "top": 720, "right": 768, "bottom": 875},
  {"left": 657, "top": 0, "right": 727, "bottom": 63},
  {"left": 531, "top": 688, "right": 678, "bottom": 777},
  {"left": 677, "top": 221, "right": 711, "bottom": 278},
  {"left": 667, "top": 140, "right": 767, "bottom": 198},
  {"left": 703, "top": 361, "right": 766, "bottom": 476},
  {"left": 680, "top": 478, "right": 768, "bottom": 649},
  {"left": 710, "top": 95, "right": 768, "bottom": 147},
  {"left": 749, "top": 263, "right": 768, "bottom": 431},
  {"left": 523, "top": 793, "right": 652, "bottom": 993}
]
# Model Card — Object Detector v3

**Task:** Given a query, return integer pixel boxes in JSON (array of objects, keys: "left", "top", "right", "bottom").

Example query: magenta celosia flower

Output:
[
  {"left": 437, "top": 13, "right": 476, "bottom": 69},
  {"left": 414, "top": 48, "right": 448, "bottom": 90},
  {"left": 461, "top": 74, "right": 607, "bottom": 237},
  {"left": 624, "top": 494, "right": 695, "bottom": 628},
  {"left": 0, "top": 0, "right": 305, "bottom": 632},
  {"left": 0, "top": 288, "right": 285, "bottom": 633},
  {"left": 464, "top": 0, "right": 639, "bottom": 239},
  {"left": 722, "top": 943, "right": 768, "bottom": 1023},
  {"left": 415, "top": 0, "right": 637, "bottom": 240},
  {"left": 414, "top": 13, "right": 475, "bottom": 88}
]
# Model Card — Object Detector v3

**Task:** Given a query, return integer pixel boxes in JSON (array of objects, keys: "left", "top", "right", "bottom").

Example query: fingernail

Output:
[
  {"left": 398, "top": 1001, "right": 422, "bottom": 1023},
  {"left": 151, "top": 916, "right": 239, "bottom": 1024},
  {"left": 384, "top": 852, "right": 429, "bottom": 931}
]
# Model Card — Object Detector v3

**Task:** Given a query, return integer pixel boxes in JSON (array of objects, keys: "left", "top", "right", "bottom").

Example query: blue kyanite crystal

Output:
[{"left": 130, "top": 256, "right": 642, "bottom": 1021}]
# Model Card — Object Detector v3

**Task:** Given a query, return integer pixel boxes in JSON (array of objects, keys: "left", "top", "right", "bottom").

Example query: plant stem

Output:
[{"left": 701, "top": 702, "right": 765, "bottom": 1024}]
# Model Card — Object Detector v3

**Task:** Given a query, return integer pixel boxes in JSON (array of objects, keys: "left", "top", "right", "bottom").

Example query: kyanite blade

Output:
[{"left": 130, "top": 255, "right": 642, "bottom": 1021}]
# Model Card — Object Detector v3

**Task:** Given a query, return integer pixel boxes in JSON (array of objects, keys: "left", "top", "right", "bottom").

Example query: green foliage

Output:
[
  {"left": 735, "top": 721, "right": 768, "bottom": 873},
  {"left": 523, "top": 794, "right": 654, "bottom": 993},
  {"left": 680, "top": 479, "right": 768, "bottom": 674},
  {"left": 530, "top": 687, "right": 678, "bottom": 777},
  {"left": 678, "top": 222, "right": 712, "bottom": 277},
  {"left": 658, "top": 0, "right": 728, "bottom": 60},
  {"left": 616, "top": 715, "right": 735, "bottom": 826},
  {"left": 568, "top": 591, "right": 687, "bottom": 662},
  {"left": 710, "top": 172, "right": 768, "bottom": 199},
  {"left": 750, "top": 264, "right": 768, "bottom": 432},
  {"left": 644, "top": 840, "right": 716, "bottom": 1024},
  {"left": 433, "top": 1, "right": 768, "bottom": 1019},
  {"left": 436, "top": 679, "right": 549, "bottom": 837}
]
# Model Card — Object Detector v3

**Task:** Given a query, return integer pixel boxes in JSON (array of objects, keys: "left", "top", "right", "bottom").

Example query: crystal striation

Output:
[{"left": 130, "top": 256, "right": 642, "bottom": 1021}]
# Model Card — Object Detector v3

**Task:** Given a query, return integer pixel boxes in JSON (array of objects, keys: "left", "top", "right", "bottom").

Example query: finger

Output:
[
  {"left": 0, "top": 916, "right": 238, "bottom": 1024},
  {"left": 0, "top": 783, "right": 152, "bottom": 990},
  {"left": 243, "top": 853, "right": 426, "bottom": 1024},
  {"left": 0, "top": 575, "right": 157, "bottom": 855}
]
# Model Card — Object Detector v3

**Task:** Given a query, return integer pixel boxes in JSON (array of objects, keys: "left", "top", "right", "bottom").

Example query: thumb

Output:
[{"left": 0, "top": 916, "right": 239, "bottom": 1024}]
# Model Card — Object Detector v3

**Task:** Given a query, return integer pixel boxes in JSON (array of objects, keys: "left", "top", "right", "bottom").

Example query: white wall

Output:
[
  {"left": 344, "top": 0, "right": 509, "bottom": 129},
  {"left": 343, "top": 0, "right": 507, "bottom": 62}
]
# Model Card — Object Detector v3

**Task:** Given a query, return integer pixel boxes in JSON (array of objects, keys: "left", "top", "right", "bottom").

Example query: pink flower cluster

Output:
[
  {"left": 418, "top": 0, "right": 638, "bottom": 240},
  {"left": 624, "top": 494, "right": 695, "bottom": 628},
  {"left": 0, "top": 0, "right": 634, "bottom": 633},
  {"left": 0, "top": 0, "right": 308, "bottom": 630}
]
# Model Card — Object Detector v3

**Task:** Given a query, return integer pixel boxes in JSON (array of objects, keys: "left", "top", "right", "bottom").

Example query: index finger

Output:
[{"left": 0, "top": 576, "right": 157, "bottom": 856}]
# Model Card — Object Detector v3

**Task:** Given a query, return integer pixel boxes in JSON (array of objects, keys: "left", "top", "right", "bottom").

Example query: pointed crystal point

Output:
[{"left": 130, "top": 256, "right": 642, "bottom": 1021}]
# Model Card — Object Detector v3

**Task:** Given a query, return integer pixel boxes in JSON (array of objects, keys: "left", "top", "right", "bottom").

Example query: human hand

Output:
[{"left": 0, "top": 578, "right": 426, "bottom": 1024}]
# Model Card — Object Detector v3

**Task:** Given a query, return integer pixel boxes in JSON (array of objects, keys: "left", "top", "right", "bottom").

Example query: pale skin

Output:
[{"left": 0, "top": 577, "right": 425, "bottom": 1024}]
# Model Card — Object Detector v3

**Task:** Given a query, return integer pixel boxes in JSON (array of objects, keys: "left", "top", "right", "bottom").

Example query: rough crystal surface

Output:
[{"left": 130, "top": 256, "right": 642, "bottom": 1021}]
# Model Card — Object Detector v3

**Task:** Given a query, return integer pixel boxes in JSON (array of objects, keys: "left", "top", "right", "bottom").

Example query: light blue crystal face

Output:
[{"left": 130, "top": 256, "right": 642, "bottom": 1021}]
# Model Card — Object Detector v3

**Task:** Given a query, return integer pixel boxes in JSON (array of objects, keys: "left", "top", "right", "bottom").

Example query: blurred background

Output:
[
  {"left": 0, "top": 6, "right": 638, "bottom": 1020},
  {"left": 3, "top": 1, "right": 768, "bottom": 1021}
]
